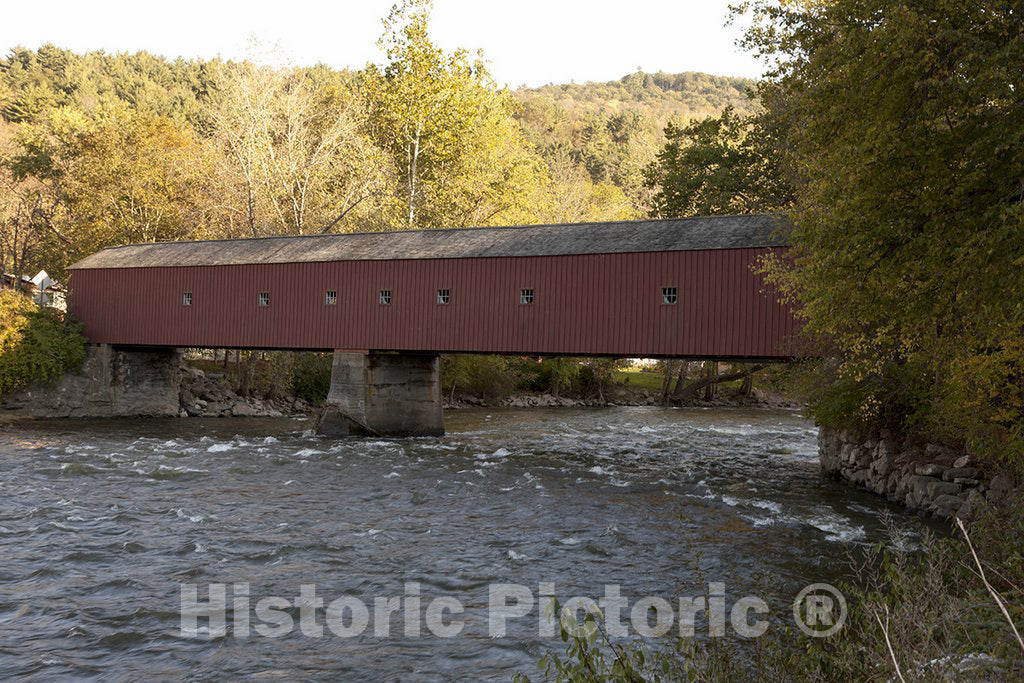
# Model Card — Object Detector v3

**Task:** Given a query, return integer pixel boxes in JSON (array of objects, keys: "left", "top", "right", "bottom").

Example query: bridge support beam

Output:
[{"left": 316, "top": 351, "right": 444, "bottom": 437}]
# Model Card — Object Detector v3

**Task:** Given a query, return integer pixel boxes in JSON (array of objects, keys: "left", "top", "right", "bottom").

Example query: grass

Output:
[{"left": 614, "top": 367, "right": 665, "bottom": 391}]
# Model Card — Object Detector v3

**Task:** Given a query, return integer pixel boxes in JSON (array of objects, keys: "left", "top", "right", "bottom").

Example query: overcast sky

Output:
[{"left": 2, "top": 0, "right": 764, "bottom": 87}]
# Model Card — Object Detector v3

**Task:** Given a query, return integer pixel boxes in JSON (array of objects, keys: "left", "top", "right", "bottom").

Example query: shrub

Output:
[
  {"left": 291, "top": 352, "right": 332, "bottom": 404},
  {"left": 0, "top": 289, "right": 87, "bottom": 398},
  {"left": 441, "top": 354, "right": 518, "bottom": 401},
  {"left": 520, "top": 502, "right": 1024, "bottom": 681}
]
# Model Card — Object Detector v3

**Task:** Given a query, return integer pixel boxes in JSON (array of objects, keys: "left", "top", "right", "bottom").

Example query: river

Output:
[{"left": 0, "top": 407, "right": 936, "bottom": 680}]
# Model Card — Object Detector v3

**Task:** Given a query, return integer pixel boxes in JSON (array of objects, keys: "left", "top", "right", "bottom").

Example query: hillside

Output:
[
  {"left": 512, "top": 71, "right": 758, "bottom": 212},
  {"left": 516, "top": 70, "right": 756, "bottom": 122}
]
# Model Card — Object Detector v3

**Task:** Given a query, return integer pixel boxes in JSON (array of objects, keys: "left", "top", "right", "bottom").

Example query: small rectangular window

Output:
[
  {"left": 662, "top": 287, "right": 677, "bottom": 305},
  {"left": 520, "top": 288, "right": 535, "bottom": 305},
  {"left": 182, "top": 292, "right": 192, "bottom": 306},
  {"left": 379, "top": 289, "right": 392, "bottom": 305},
  {"left": 258, "top": 291, "right": 270, "bottom": 307},
  {"left": 325, "top": 290, "right": 337, "bottom": 306},
  {"left": 437, "top": 288, "right": 450, "bottom": 305}
]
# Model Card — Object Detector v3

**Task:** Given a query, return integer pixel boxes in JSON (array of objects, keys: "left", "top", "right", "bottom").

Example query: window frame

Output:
[
  {"left": 661, "top": 287, "right": 678, "bottom": 305},
  {"left": 520, "top": 288, "right": 535, "bottom": 305},
  {"left": 436, "top": 288, "right": 450, "bottom": 305},
  {"left": 325, "top": 290, "right": 338, "bottom": 306},
  {"left": 258, "top": 291, "right": 270, "bottom": 307},
  {"left": 379, "top": 289, "right": 392, "bottom": 306},
  {"left": 182, "top": 291, "right": 192, "bottom": 306}
]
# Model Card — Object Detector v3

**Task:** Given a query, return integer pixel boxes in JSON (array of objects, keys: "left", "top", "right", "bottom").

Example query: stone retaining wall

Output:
[
  {"left": 819, "top": 426, "right": 1019, "bottom": 521},
  {"left": 2, "top": 344, "right": 180, "bottom": 418}
]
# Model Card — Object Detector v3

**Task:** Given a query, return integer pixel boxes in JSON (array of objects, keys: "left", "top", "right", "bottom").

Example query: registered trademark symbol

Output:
[{"left": 793, "top": 583, "right": 847, "bottom": 637}]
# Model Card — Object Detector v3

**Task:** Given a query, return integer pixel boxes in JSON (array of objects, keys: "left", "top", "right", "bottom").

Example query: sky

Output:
[{"left": 1, "top": 0, "right": 765, "bottom": 87}]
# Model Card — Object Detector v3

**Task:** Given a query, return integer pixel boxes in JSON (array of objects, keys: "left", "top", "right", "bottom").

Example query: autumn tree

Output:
[
  {"left": 363, "top": 0, "right": 546, "bottom": 229},
  {"left": 5, "top": 106, "right": 210, "bottom": 276},
  {"left": 207, "top": 60, "right": 389, "bottom": 237},
  {"left": 742, "top": 0, "right": 1024, "bottom": 458}
]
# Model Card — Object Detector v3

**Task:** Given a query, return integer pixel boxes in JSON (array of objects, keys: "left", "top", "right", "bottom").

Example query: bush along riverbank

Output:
[{"left": 516, "top": 499, "right": 1024, "bottom": 682}]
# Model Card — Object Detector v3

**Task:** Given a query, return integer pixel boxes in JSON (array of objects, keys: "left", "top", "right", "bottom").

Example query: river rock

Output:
[
  {"left": 232, "top": 402, "right": 257, "bottom": 417},
  {"left": 942, "top": 467, "right": 980, "bottom": 482},
  {"left": 206, "top": 401, "right": 231, "bottom": 415},
  {"left": 927, "top": 480, "right": 961, "bottom": 499},
  {"left": 915, "top": 463, "right": 945, "bottom": 477},
  {"left": 817, "top": 426, "right": 1018, "bottom": 521},
  {"left": 930, "top": 494, "right": 964, "bottom": 518}
]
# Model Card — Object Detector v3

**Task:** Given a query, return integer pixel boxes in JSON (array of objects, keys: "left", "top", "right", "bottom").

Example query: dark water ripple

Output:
[{"left": 0, "top": 407, "right": 936, "bottom": 680}]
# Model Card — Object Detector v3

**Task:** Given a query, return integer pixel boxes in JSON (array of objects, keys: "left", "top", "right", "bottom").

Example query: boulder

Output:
[
  {"left": 926, "top": 479, "right": 961, "bottom": 500},
  {"left": 206, "top": 401, "right": 231, "bottom": 415},
  {"left": 854, "top": 450, "right": 873, "bottom": 469},
  {"left": 232, "top": 402, "right": 257, "bottom": 417},
  {"left": 907, "top": 475, "right": 941, "bottom": 506},
  {"left": 942, "top": 467, "right": 980, "bottom": 482},
  {"left": 930, "top": 494, "right": 964, "bottom": 518},
  {"left": 915, "top": 463, "right": 945, "bottom": 477},
  {"left": 952, "top": 455, "right": 972, "bottom": 469}
]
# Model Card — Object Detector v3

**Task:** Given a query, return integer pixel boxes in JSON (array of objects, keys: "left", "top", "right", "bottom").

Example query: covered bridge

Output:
[
  {"left": 68, "top": 214, "right": 795, "bottom": 359},
  {"left": 67, "top": 215, "right": 797, "bottom": 436}
]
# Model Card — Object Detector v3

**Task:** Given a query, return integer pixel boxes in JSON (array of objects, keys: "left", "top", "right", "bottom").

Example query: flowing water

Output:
[{"left": 0, "top": 407, "right": 936, "bottom": 680}]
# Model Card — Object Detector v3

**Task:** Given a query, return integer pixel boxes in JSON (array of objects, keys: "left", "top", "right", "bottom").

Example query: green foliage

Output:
[
  {"left": 290, "top": 352, "right": 333, "bottom": 405},
  {"left": 515, "top": 70, "right": 757, "bottom": 217},
  {"left": 645, "top": 106, "right": 793, "bottom": 217},
  {"left": 7, "top": 105, "right": 210, "bottom": 277},
  {"left": 440, "top": 355, "right": 628, "bottom": 402},
  {"left": 362, "top": 0, "right": 549, "bottom": 229},
  {"left": 523, "top": 505, "right": 1024, "bottom": 681},
  {"left": 0, "top": 28, "right": 756, "bottom": 283},
  {"left": 0, "top": 289, "right": 86, "bottom": 398},
  {"left": 440, "top": 354, "right": 518, "bottom": 401},
  {"left": 743, "top": 0, "right": 1024, "bottom": 464}
]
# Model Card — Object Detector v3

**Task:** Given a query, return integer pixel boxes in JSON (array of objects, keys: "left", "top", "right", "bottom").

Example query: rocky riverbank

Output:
[
  {"left": 176, "top": 363, "right": 311, "bottom": 418},
  {"left": 818, "top": 426, "right": 1019, "bottom": 521},
  {"left": 445, "top": 387, "right": 802, "bottom": 410},
  {"left": 0, "top": 347, "right": 312, "bottom": 422}
]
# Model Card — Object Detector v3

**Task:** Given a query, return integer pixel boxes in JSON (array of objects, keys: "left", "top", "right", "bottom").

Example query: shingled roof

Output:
[{"left": 69, "top": 215, "right": 790, "bottom": 269}]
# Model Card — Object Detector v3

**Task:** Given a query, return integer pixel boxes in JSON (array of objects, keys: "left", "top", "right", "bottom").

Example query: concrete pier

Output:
[{"left": 316, "top": 351, "right": 444, "bottom": 437}]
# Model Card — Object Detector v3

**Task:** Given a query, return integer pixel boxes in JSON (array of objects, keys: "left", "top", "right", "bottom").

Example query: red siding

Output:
[{"left": 67, "top": 248, "right": 798, "bottom": 359}]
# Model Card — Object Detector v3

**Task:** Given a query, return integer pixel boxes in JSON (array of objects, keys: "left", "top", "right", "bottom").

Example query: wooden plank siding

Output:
[{"left": 67, "top": 247, "right": 798, "bottom": 359}]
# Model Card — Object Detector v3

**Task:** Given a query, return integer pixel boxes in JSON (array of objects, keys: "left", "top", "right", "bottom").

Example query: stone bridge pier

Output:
[{"left": 316, "top": 351, "right": 444, "bottom": 437}]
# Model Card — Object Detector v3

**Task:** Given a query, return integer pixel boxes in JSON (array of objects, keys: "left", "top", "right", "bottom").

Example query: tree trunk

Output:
[
  {"left": 740, "top": 368, "right": 753, "bottom": 397},
  {"left": 702, "top": 361, "right": 717, "bottom": 401},
  {"left": 659, "top": 360, "right": 678, "bottom": 405},
  {"left": 675, "top": 363, "right": 767, "bottom": 401},
  {"left": 670, "top": 361, "right": 690, "bottom": 399},
  {"left": 237, "top": 351, "right": 259, "bottom": 396}
]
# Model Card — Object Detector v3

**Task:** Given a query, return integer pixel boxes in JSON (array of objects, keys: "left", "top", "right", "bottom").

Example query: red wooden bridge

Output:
[{"left": 67, "top": 215, "right": 798, "bottom": 436}]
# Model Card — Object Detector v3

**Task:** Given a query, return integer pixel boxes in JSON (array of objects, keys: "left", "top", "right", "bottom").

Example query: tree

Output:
[
  {"left": 207, "top": 60, "right": 388, "bottom": 237},
  {"left": 741, "top": 0, "right": 1024, "bottom": 456},
  {"left": 645, "top": 106, "right": 792, "bottom": 218},
  {"left": 362, "top": 0, "right": 546, "bottom": 229},
  {"left": 5, "top": 105, "right": 211, "bottom": 277}
]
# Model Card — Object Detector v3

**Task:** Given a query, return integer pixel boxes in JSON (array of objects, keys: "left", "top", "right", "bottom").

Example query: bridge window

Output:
[
  {"left": 182, "top": 292, "right": 192, "bottom": 306},
  {"left": 662, "top": 287, "right": 677, "bottom": 305},
  {"left": 258, "top": 291, "right": 270, "bottom": 307},
  {"left": 437, "top": 289, "right": 450, "bottom": 305},
  {"left": 325, "top": 290, "right": 337, "bottom": 306},
  {"left": 379, "top": 289, "right": 392, "bottom": 305},
  {"left": 520, "top": 288, "right": 534, "bottom": 305}
]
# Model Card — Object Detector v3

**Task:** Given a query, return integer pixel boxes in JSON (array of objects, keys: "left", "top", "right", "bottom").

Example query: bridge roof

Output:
[{"left": 69, "top": 214, "right": 789, "bottom": 270}]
